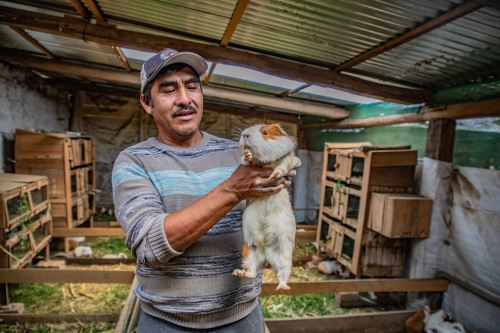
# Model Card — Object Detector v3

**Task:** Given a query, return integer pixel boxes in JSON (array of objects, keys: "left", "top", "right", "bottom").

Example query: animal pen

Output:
[{"left": 0, "top": 0, "right": 499, "bottom": 332}]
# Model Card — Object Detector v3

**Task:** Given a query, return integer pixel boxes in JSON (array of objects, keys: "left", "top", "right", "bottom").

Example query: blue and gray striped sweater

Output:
[{"left": 112, "top": 133, "right": 261, "bottom": 329}]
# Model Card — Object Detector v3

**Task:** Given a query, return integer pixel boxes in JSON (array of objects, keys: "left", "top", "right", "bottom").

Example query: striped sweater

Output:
[{"left": 112, "top": 133, "right": 261, "bottom": 329}]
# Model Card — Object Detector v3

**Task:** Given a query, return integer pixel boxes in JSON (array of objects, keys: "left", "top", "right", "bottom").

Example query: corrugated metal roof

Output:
[
  {"left": 231, "top": 0, "right": 464, "bottom": 66},
  {"left": 0, "top": 0, "right": 499, "bottom": 103},
  {"left": 0, "top": 25, "right": 42, "bottom": 54},
  {"left": 354, "top": 6, "right": 500, "bottom": 86},
  {"left": 99, "top": 0, "right": 236, "bottom": 42},
  {"left": 27, "top": 30, "right": 123, "bottom": 68}
]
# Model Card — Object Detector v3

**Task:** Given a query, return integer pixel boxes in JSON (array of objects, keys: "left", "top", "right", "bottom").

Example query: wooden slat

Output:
[
  {"left": 53, "top": 227, "right": 124, "bottom": 237},
  {"left": 260, "top": 278, "right": 448, "bottom": 296},
  {"left": 303, "top": 97, "right": 500, "bottom": 129},
  {"left": 265, "top": 310, "right": 416, "bottom": 333},
  {"left": 112, "top": 45, "right": 132, "bottom": 71},
  {"left": 220, "top": 0, "right": 250, "bottom": 46},
  {"left": 335, "top": 0, "right": 488, "bottom": 71},
  {"left": 0, "top": 313, "right": 118, "bottom": 323},
  {"left": 0, "top": 48, "right": 349, "bottom": 120},
  {"left": 203, "top": 61, "right": 217, "bottom": 84},
  {"left": 9, "top": 26, "right": 54, "bottom": 59},
  {"left": 0, "top": 6, "right": 431, "bottom": 104},
  {"left": 0, "top": 269, "right": 134, "bottom": 284}
]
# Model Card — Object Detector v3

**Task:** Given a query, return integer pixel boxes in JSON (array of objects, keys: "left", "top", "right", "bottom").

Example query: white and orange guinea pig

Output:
[{"left": 232, "top": 123, "right": 301, "bottom": 290}]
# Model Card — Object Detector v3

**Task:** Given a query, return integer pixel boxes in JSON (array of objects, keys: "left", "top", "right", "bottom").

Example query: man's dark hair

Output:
[{"left": 143, "top": 63, "right": 202, "bottom": 107}]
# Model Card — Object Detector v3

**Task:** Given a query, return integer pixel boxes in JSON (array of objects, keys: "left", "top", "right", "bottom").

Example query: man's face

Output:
[{"left": 141, "top": 66, "right": 203, "bottom": 144}]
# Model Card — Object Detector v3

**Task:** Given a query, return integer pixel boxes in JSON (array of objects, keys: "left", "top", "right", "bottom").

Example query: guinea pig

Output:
[{"left": 232, "top": 123, "right": 301, "bottom": 290}]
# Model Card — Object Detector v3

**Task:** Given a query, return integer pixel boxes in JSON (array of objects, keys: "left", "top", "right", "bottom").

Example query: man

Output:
[{"left": 112, "top": 48, "right": 293, "bottom": 332}]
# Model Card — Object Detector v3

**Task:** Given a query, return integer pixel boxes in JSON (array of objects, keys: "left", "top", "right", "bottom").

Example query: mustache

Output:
[{"left": 172, "top": 105, "right": 197, "bottom": 116}]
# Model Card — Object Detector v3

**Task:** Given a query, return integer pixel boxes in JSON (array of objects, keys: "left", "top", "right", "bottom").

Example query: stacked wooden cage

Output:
[
  {"left": 316, "top": 142, "right": 432, "bottom": 277},
  {"left": 14, "top": 130, "right": 96, "bottom": 229},
  {"left": 0, "top": 173, "right": 52, "bottom": 269}
]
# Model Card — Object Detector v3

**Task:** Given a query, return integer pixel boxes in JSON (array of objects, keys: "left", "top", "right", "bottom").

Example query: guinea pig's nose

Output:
[{"left": 243, "top": 133, "right": 250, "bottom": 138}]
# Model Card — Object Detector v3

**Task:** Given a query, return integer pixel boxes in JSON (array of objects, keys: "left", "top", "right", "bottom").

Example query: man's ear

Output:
[{"left": 140, "top": 94, "right": 153, "bottom": 116}]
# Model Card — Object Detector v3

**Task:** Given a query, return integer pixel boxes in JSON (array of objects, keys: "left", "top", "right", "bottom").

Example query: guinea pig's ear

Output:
[{"left": 272, "top": 123, "right": 287, "bottom": 136}]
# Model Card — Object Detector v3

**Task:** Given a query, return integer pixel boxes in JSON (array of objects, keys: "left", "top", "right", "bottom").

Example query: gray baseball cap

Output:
[{"left": 140, "top": 48, "right": 208, "bottom": 94}]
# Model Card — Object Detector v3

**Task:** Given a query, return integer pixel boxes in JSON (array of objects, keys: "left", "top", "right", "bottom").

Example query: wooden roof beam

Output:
[
  {"left": 43, "top": 77, "right": 300, "bottom": 124},
  {"left": 84, "top": 0, "right": 105, "bottom": 23},
  {"left": 303, "top": 97, "right": 500, "bottom": 130},
  {"left": 68, "top": 0, "right": 90, "bottom": 19},
  {"left": 0, "top": 49, "right": 348, "bottom": 120},
  {"left": 9, "top": 26, "right": 54, "bottom": 59},
  {"left": 205, "top": 0, "right": 250, "bottom": 85},
  {"left": 0, "top": 5, "right": 431, "bottom": 104},
  {"left": 336, "top": 0, "right": 490, "bottom": 72}
]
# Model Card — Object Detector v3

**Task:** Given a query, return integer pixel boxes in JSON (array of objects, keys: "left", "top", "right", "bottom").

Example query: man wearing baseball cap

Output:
[{"left": 112, "top": 49, "right": 292, "bottom": 332}]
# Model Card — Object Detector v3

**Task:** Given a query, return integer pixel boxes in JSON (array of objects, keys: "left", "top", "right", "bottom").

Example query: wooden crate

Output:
[
  {"left": 15, "top": 130, "right": 96, "bottom": 228},
  {"left": 0, "top": 173, "right": 52, "bottom": 269},
  {"left": 0, "top": 174, "right": 49, "bottom": 230},
  {"left": 316, "top": 143, "right": 425, "bottom": 277},
  {"left": 368, "top": 193, "right": 432, "bottom": 238}
]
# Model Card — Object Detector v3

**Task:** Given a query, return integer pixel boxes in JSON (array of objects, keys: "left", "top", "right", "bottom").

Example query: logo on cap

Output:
[{"left": 160, "top": 48, "right": 178, "bottom": 60}]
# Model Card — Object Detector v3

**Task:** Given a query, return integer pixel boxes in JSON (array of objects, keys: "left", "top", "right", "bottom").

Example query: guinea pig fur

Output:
[{"left": 232, "top": 123, "right": 301, "bottom": 290}]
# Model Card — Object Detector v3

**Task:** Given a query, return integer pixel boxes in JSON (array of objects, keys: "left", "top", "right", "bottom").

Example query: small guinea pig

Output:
[{"left": 232, "top": 123, "right": 301, "bottom": 290}]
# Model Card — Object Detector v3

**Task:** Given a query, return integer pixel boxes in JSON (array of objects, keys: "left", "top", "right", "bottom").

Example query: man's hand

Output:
[{"left": 223, "top": 164, "right": 295, "bottom": 202}]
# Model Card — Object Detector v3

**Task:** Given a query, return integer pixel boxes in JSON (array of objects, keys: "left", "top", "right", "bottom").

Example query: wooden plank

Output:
[
  {"left": 9, "top": 26, "right": 54, "bottom": 59},
  {"left": 295, "top": 230, "right": 316, "bottom": 242},
  {"left": 260, "top": 278, "right": 448, "bottom": 296},
  {"left": 53, "top": 227, "right": 124, "bottom": 237},
  {"left": 220, "top": 0, "right": 250, "bottom": 46},
  {"left": 336, "top": 0, "right": 488, "bottom": 71},
  {"left": 265, "top": 310, "right": 416, "bottom": 333},
  {"left": 66, "top": 257, "right": 135, "bottom": 265},
  {"left": 425, "top": 119, "right": 456, "bottom": 162},
  {"left": 303, "top": 97, "right": 500, "bottom": 129},
  {"left": 0, "top": 313, "right": 119, "bottom": 323},
  {"left": 0, "top": 6, "right": 431, "bottom": 104},
  {"left": 0, "top": 269, "right": 134, "bottom": 284},
  {"left": 115, "top": 278, "right": 137, "bottom": 333},
  {"left": 0, "top": 49, "right": 348, "bottom": 119}
]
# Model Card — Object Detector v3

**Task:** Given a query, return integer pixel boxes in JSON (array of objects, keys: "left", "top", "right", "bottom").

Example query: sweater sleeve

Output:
[{"left": 112, "top": 150, "right": 183, "bottom": 266}]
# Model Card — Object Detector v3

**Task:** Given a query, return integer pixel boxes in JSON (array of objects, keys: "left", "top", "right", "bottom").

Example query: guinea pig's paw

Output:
[
  {"left": 243, "top": 150, "right": 253, "bottom": 162},
  {"left": 269, "top": 169, "right": 283, "bottom": 180},
  {"left": 276, "top": 281, "right": 291, "bottom": 290},
  {"left": 294, "top": 157, "right": 302, "bottom": 168},
  {"left": 232, "top": 269, "right": 248, "bottom": 278},
  {"left": 233, "top": 268, "right": 256, "bottom": 279}
]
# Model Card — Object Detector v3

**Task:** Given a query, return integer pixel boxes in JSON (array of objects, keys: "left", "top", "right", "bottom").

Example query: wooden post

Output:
[{"left": 425, "top": 119, "right": 456, "bottom": 162}]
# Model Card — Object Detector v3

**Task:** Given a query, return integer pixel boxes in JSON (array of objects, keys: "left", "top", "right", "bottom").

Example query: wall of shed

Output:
[{"left": 0, "top": 62, "right": 69, "bottom": 173}]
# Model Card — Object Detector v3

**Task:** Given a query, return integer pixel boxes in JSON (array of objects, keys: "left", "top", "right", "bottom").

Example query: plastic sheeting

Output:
[
  {"left": 293, "top": 150, "right": 323, "bottom": 224},
  {"left": 409, "top": 158, "right": 500, "bottom": 333}
]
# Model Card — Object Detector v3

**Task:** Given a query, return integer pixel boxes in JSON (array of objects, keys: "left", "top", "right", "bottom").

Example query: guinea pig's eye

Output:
[{"left": 262, "top": 130, "right": 268, "bottom": 135}]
